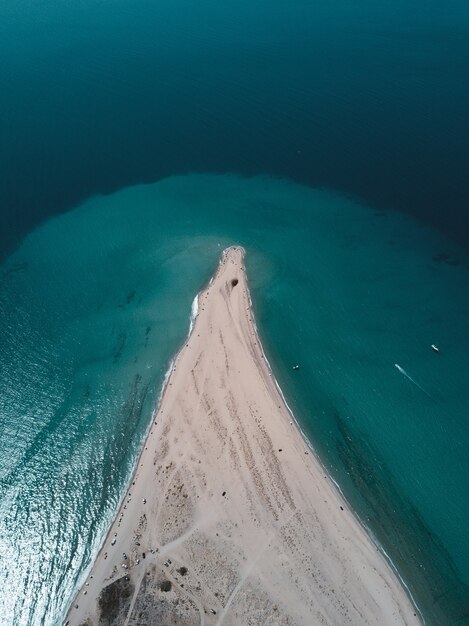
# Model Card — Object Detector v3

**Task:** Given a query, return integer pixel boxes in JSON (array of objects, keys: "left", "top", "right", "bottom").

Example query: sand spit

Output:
[{"left": 65, "top": 247, "right": 420, "bottom": 626}]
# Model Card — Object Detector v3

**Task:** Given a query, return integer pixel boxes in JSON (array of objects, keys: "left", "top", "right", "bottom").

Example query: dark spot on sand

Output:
[
  {"left": 98, "top": 576, "right": 134, "bottom": 622},
  {"left": 231, "top": 278, "right": 239, "bottom": 287},
  {"left": 160, "top": 580, "right": 172, "bottom": 592}
]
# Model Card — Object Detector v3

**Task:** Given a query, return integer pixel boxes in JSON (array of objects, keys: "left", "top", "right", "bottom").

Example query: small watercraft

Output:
[{"left": 431, "top": 344, "right": 440, "bottom": 353}]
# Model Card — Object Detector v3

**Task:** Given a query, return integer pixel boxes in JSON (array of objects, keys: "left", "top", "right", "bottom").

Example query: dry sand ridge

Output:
[{"left": 66, "top": 246, "right": 420, "bottom": 626}]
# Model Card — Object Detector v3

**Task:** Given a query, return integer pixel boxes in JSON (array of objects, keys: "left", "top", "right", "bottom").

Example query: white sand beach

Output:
[{"left": 66, "top": 246, "right": 420, "bottom": 626}]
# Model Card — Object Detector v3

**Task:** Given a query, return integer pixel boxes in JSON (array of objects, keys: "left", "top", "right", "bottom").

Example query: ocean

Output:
[{"left": 1, "top": 1, "right": 469, "bottom": 625}]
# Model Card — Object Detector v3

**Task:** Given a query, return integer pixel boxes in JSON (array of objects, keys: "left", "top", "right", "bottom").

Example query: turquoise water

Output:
[{"left": 1, "top": 174, "right": 469, "bottom": 625}]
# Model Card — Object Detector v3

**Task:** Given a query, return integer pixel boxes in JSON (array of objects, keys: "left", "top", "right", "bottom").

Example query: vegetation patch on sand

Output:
[{"left": 98, "top": 577, "right": 134, "bottom": 626}]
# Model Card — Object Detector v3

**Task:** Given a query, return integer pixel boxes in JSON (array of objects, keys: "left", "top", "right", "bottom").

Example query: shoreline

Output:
[
  {"left": 246, "top": 292, "right": 424, "bottom": 624},
  {"left": 65, "top": 246, "right": 421, "bottom": 626}
]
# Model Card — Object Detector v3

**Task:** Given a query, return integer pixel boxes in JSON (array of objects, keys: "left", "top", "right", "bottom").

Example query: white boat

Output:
[{"left": 431, "top": 344, "right": 440, "bottom": 353}]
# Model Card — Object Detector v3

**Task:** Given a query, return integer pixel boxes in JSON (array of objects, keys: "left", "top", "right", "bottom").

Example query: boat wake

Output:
[{"left": 394, "top": 364, "right": 436, "bottom": 402}]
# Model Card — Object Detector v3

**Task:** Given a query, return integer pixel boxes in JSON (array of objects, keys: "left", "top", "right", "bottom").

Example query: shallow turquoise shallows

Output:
[{"left": 1, "top": 175, "right": 469, "bottom": 625}]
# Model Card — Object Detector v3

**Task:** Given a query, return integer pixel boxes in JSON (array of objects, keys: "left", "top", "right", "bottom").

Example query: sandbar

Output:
[{"left": 66, "top": 246, "right": 420, "bottom": 625}]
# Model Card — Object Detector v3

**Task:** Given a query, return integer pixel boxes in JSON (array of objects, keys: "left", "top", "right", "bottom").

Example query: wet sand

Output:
[{"left": 65, "top": 246, "right": 420, "bottom": 626}]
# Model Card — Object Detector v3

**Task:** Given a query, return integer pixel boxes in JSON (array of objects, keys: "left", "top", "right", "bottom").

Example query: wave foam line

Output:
[{"left": 189, "top": 294, "right": 199, "bottom": 335}]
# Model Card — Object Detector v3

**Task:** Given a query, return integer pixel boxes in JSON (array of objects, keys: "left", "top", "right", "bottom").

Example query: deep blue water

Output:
[
  {"left": 1, "top": 0, "right": 469, "bottom": 259},
  {"left": 1, "top": 1, "right": 469, "bottom": 625}
]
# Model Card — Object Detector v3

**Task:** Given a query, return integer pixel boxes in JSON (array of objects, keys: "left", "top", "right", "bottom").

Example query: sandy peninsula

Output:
[{"left": 65, "top": 246, "right": 420, "bottom": 626}]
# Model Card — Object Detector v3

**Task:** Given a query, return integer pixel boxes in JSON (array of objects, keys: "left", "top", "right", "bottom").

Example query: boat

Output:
[{"left": 431, "top": 344, "right": 440, "bottom": 353}]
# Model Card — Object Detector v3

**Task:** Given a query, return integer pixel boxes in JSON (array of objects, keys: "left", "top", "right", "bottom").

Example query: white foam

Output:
[{"left": 189, "top": 294, "right": 199, "bottom": 335}]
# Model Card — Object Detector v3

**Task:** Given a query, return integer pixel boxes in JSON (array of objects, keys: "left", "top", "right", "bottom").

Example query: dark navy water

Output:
[
  {"left": 1, "top": 0, "right": 469, "bottom": 259},
  {"left": 1, "top": 2, "right": 469, "bottom": 625}
]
